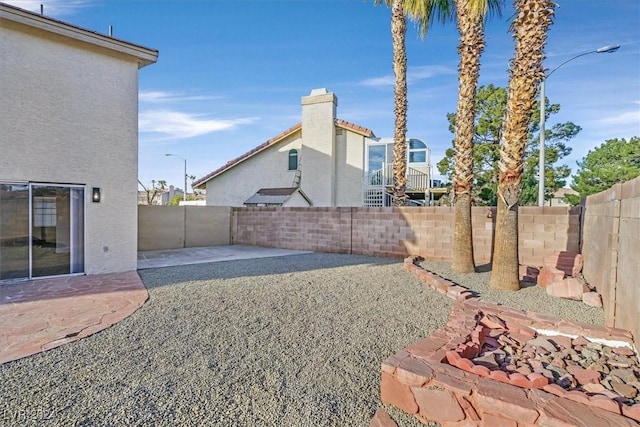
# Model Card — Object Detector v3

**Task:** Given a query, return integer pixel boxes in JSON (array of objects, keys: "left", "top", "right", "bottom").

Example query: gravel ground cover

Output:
[
  {"left": 0, "top": 253, "right": 604, "bottom": 427},
  {"left": 417, "top": 259, "right": 604, "bottom": 326}
]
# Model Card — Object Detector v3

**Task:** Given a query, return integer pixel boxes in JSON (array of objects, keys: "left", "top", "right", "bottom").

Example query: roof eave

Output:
[{"left": 0, "top": 3, "right": 158, "bottom": 68}]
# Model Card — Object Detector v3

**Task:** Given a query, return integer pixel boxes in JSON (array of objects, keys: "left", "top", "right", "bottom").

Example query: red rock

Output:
[
  {"left": 396, "top": 357, "right": 433, "bottom": 386},
  {"left": 547, "top": 335, "right": 573, "bottom": 350},
  {"left": 457, "top": 358, "right": 475, "bottom": 372},
  {"left": 447, "top": 285, "right": 468, "bottom": 298},
  {"left": 622, "top": 403, "right": 640, "bottom": 422},
  {"left": 546, "top": 277, "right": 586, "bottom": 300},
  {"left": 489, "top": 370, "right": 510, "bottom": 384},
  {"left": 406, "top": 337, "right": 447, "bottom": 359},
  {"left": 432, "top": 372, "right": 474, "bottom": 396},
  {"left": 471, "top": 364, "right": 491, "bottom": 378},
  {"left": 566, "top": 366, "right": 601, "bottom": 385},
  {"left": 481, "top": 412, "right": 518, "bottom": 427},
  {"left": 457, "top": 343, "right": 480, "bottom": 359},
  {"left": 537, "top": 267, "right": 565, "bottom": 287},
  {"left": 539, "top": 397, "right": 637, "bottom": 427},
  {"left": 369, "top": 407, "right": 398, "bottom": 427},
  {"left": 446, "top": 350, "right": 461, "bottom": 366},
  {"left": 542, "top": 383, "right": 567, "bottom": 397},
  {"left": 412, "top": 387, "right": 465, "bottom": 422},
  {"left": 381, "top": 372, "right": 418, "bottom": 414},
  {"left": 582, "top": 291, "right": 603, "bottom": 307},
  {"left": 508, "top": 373, "right": 531, "bottom": 388},
  {"left": 543, "top": 251, "right": 584, "bottom": 276},
  {"left": 589, "top": 394, "right": 620, "bottom": 414},
  {"left": 612, "top": 347, "right": 636, "bottom": 356},
  {"left": 527, "top": 373, "right": 549, "bottom": 389},
  {"left": 475, "top": 378, "right": 540, "bottom": 424},
  {"left": 564, "top": 390, "right": 591, "bottom": 405},
  {"left": 455, "top": 394, "right": 480, "bottom": 421},
  {"left": 480, "top": 314, "right": 506, "bottom": 329}
]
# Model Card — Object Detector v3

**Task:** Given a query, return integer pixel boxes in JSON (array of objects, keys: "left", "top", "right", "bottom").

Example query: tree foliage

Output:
[
  {"left": 437, "top": 84, "right": 580, "bottom": 205},
  {"left": 567, "top": 137, "right": 640, "bottom": 204}
]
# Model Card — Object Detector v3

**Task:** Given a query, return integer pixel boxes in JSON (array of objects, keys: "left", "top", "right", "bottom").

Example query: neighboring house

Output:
[
  {"left": 193, "top": 88, "right": 436, "bottom": 207},
  {"left": 137, "top": 185, "right": 184, "bottom": 206},
  {"left": 548, "top": 187, "right": 579, "bottom": 206},
  {"left": 0, "top": 3, "right": 158, "bottom": 281}
]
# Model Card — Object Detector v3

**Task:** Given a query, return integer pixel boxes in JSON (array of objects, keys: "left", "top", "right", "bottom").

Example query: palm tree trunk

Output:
[
  {"left": 451, "top": 0, "right": 485, "bottom": 273},
  {"left": 391, "top": 0, "right": 408, "bottom": 207},
  {"left": 489, "top": 0, "right": 555, "bottom": 290}
]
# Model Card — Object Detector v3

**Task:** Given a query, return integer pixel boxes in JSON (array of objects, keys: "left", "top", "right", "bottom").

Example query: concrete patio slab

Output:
[
  {"left": 137, "top": 244, "right": 312, "bottom": 269},
  {"left": 0, "top": 271, "right": 147, "bottom": 365}
]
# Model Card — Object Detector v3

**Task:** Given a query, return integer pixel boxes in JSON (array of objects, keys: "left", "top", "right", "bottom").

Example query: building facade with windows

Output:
[
  {"left": 0, "top": 3, "right": 157, "bottom": 281},
  {"left": 193, "top": 89, "right": 436, "bottom": 207}
]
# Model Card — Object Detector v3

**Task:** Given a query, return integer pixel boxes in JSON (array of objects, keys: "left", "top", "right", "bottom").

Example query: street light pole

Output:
[
  {"left": 165, "top": 153, "right": 187, "bottom": 202},
  {"left": 538, "top": 44, "right": 620, "bottom": 206}
]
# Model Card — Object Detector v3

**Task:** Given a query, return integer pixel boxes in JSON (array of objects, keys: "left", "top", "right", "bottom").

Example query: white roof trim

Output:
[{"left": 0, "top": 3, "right": 158, "bottom": 68}]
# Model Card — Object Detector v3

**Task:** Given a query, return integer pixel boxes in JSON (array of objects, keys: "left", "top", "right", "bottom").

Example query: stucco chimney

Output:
[{"left": 300, "top": 88, "right": 338, "bottom": 206}]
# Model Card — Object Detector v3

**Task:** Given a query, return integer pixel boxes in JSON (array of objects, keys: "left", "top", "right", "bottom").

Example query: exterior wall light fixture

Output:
[{"left": 92, "top": 187, "right": 101, "bottom": 203}]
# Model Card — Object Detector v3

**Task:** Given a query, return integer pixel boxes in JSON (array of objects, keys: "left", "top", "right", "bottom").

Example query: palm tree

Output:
[
  {"left": 489, "top": 0, "right": 555, "bottom": 290},
  {"left": 390, "top": 0, "right": 409, "bottom": 206},
  {"left": 451, "top": 0, "right": 502, "bottom": 273},
  {"left": 376, "top": 1, "right": 453, "bottom": 206}
]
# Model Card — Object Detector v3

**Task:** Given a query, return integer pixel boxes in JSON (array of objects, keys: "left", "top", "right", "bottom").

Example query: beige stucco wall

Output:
[
  {"left": 300, "top": 91, "right": 337, "bottom": 206},
  {"left": 138, "top": 206, "right": 231, "bottom": 251},
  {"left": 0, "top": 20, "right": 141, "bottom": 274},
  {"left": 205, "top": 133, "right": 302, "bottom": 206},
  {"left": 334, "top": 130, "right": 365, "bottom": 206}
]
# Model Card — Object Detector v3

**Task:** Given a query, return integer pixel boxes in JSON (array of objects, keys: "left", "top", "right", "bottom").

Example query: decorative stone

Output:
[
  {"left": 567, "top": 366, "right": 601, "bottom": 385},
  {"left": 537, "top": 267, "right": 565, "bottom": 287},
  {"left": 369, "top": 407, "right": 398, "bottom": 427},
  {"left": 412, "top": 387, "right": 465, "bottom": 422},
  {"left": 381, "top": 372, "right": 418, "bottom": 414},
  {"left": 610, "top": 381, "right": 638, "bottom": 399},
  {"left": 473, "top": 353, "right": 499, "bottom": 370},
  {"left": 546, "top": 277, "right": 585, "bottom": 300},
  {"left": 527, "top": 337, "right": 558, "bottom": 353},
  {"left": 582, "top": 291, "right": 603, "bottom": 307}
]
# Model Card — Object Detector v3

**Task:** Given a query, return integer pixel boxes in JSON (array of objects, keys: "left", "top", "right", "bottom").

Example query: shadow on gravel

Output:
[{"left": 137, "top": 253, "right": 399, "bottom": 289}]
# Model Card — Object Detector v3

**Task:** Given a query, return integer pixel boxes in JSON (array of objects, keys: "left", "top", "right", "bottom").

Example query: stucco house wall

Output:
[
  {"left": 0, "top": 4, "right": 157, "bottom": 275},
  {"left": 205, "top": 133, "right": 303, "bottom": 206},
  {"left": 334, "top": 130, "right": 367, "bottom": 206},
  {"left": 196, "top": 89, "right": 375, "bottom": 207}
]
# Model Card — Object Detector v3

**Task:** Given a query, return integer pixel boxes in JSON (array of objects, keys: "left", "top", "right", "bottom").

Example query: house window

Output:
[
  {"left": 409, "top": 139, "right": 427, "bottom": 164},
  {"left": 288, "top": 149, "right": 298, "bottom": 171}
]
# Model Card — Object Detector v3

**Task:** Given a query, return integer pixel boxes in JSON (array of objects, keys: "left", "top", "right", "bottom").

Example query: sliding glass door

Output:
[
  {"left": 0, "top": 182, "right": 84, "bottom": 281},
  {"left": 0, "top": 183, "right": 30, "bottom": 280}
]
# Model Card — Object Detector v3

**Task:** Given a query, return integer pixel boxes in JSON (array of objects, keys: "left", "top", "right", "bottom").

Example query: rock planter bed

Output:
[{"left": 380, "top": 264, "right": 640, "bottom": 426}]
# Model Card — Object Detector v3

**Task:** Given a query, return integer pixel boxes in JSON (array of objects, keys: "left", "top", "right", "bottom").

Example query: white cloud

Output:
[
  {"left": 139, "top": 109, "right": 258, "bottom": 140},
  {"left": 594, "top": 110, "right": 640, "bottom": 128},
  {"left": 139, "top": 90, "right": 223, "bottom": 103},
  {"left": 361, "top": 65, "right": 456, "bottom": 87},
  {"left": 2, "top": 0, "right": 92, "bottom": 16}
]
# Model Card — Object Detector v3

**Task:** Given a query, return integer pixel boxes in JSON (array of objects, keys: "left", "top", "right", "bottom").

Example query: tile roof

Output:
[{"left": 193, "top": 119, "right": 374, "bottom": 188}]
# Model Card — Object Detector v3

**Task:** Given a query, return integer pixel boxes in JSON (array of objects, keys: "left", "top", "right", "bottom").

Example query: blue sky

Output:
[{"left": 6, "top": 0, "right": 640, "bottom": 191}]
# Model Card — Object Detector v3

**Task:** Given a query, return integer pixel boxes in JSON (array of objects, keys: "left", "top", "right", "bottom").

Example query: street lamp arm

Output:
[
  {"left": 537, "top": 43, "right": 620, "bottom": 207},
  {"left": 546, "top": 44, "right": 620, "bottom": 78}
]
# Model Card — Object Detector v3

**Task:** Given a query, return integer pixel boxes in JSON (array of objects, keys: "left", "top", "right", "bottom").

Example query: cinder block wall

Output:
[
  {"left": 232, "top": 206, "right": 581, "bottom": 267},
  {"left": 582, "top": 176, "right": 640, "bottom": 339}
]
